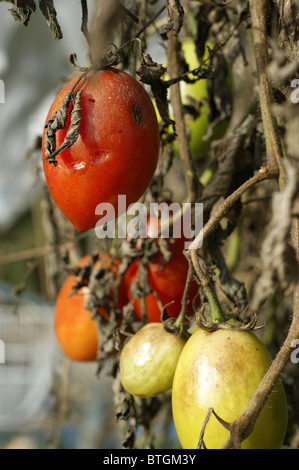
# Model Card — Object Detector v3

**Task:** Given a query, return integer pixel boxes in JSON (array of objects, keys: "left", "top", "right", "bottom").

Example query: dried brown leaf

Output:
[
  {"left": 8, "top": 1, "right": 35, "bottom": 26},
  {"left": 38, "top": 0, "right": 62, "bottom": 40},
  {"left": 44, "top": 91, "right": 71, "bottom": 163},
  {"left": 275, "top": 0, "right": 299, "bottom": 63},
  {"left": 160, "top": 0, "right": 184, "bottom": 39},
  {"left": 250, "top": 162, "right": 299, "bottom": 312}
]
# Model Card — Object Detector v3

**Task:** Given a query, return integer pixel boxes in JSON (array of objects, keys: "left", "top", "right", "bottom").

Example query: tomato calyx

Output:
[
  {"left": 163, "top": 317, "right": 191, "bottom": 342},
  {"left": 195, "top": 307, "right": 260, "bottom": 333}
]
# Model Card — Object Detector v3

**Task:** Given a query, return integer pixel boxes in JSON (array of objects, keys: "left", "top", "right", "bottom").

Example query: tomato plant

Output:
[
  {"left": 123, "top": 215, "right": 199, "bottom": 322},
  {"left": 42, "top": 67, "right": 160, "bottom": 232},
  {"left": 54, "top": 253, "right": 127, "bottom": 361},
  {"left": 4, "top": 0, "right": 298, "bottom": 451},
  {"left": 119, "top": 322, "right": 186, "bottom": 398},
  {"left": 172, "top": 327, "right": 288, "bottom": 449}
]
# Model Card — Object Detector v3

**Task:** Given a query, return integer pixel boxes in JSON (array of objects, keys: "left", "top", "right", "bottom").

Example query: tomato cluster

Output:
[
  {"left": 45, "top": 64, "right": 287, "bottom": 450},
  {"left": 119, "top": 320, "right": 288, "bottom": 449},
  {"left": 54, "top": 216, "right": 199, "bottom": 362}
]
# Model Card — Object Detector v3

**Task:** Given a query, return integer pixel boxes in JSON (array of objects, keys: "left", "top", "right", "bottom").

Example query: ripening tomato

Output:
[
  {"left": 54, "top": 253, "right": 127, "bottom": 361},
  {"left": 119, "top": 322, "right": 186, "bottom": 398},
  {"left": 172, "top": 328, "right": 288, "bottom": 449},
  {"left": 124, "top": 215, "right": 200, "bottom": 322},
  {"left": 42, "top": 68, "right": 160, "bottom": 232}
]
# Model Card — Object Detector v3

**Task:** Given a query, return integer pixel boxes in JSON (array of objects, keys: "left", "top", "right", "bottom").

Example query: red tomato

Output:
[
  {"left": 124, "top": 216, "right": 200, "bottom": 322},
  {"left": 54, "top": 253, "right": 127, "bottom": 361},
  {"left": 42, "top": 68, "right": 160, "bottom": 232}
]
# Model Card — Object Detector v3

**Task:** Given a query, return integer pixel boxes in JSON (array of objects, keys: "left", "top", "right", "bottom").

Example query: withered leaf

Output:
[
  {"left": 44, "top": 92, "right": 71, "bottom": 165},
  {"left": 6, "top": 0, "right": 63, "bottom": 39},
  {"left": 250, "top": 162, "right": 299, "bottom": 312},
  {"left": 136, "top": 53, "right": 173, "bottom": 127},
  {"left": 44, "top": 81, "right": 84, "bottom": 165},
  {"left": 8, "top": 1, "right": 35, "bottom": 26},
  {"left": 137, "top": 53, "right": 167, "bottom": 83},
  {"left": 160, "top": 0, "right": 184, "bottom": 39},
  {"left": 38, "top": 0, "right": 62, "bottom": 40},
  {"left": 275, "top": 0, "right": 299, "bottom": 63}
]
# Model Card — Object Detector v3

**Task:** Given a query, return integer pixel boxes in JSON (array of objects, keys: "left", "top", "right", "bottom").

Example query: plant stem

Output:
[
  {"left": 249, "top": 0, "right": 286, "bottom": 188},
  {"left": 174, "top": 257, "right": 193, "bottom": 329},
  {"left": 165, "top": 13, "right": 227, "bottom": 323},
  {"left": 188, "top": 167, "right": 276, "bottom": 250},
  {"left": 189, "top": 249, "right": 226, "bottom": 324},
  {"left": 167, "top": 28, "right": 201, "bottom": 204}
]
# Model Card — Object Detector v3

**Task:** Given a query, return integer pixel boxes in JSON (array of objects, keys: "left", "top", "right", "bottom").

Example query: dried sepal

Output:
[{"left": 44, "top": 74, "right": 87, "bottom": 165}]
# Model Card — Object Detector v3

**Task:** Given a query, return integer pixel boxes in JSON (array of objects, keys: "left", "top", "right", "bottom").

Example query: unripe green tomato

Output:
[
  {"left": 155, "top": 38, "right": 230, "bottom": 159},
  {"left": 172, "top": 328, "right": 288, "bottom": 449},
  {"left": 119, "top": 322, "right": 186, "bottom": 398}
]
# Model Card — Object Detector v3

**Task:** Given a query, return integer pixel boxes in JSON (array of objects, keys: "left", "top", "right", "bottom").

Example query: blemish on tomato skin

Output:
[
  {"left": 89, "top": 150, "right": 109, "bottom": 164},
  {"left": 131, "top": 104, "right": 143, "bottom": 126},
  {"left": 88, "top": 98, "right": 95, "bottom": 103}
]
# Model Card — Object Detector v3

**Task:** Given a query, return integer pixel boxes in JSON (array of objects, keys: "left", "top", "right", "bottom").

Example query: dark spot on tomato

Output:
[
  {"left": 88, "top": 98, "right": 95, "bottom": 103},
  {"left": 108, "top": 67, "right": 120, "bottom": 74},
  {"left": 132, "top": 104, "right": 143, "bottom": 126},
  {"left": 118, "top": 130, "right": 123, "bottom": 133}
]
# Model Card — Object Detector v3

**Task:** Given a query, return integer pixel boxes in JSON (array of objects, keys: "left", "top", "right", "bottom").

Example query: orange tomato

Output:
[{"left": 54, "top": 253, "right": 127, "bottom": 361}]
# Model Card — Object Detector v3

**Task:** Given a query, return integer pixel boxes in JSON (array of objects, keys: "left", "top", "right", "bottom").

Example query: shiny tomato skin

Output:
[
  {"left": 120, "top": 322, "right": 186, "bottom": 398},
  {"left": 172, "top": 328, "right": 288, "bottom": 449},
  {"left": 42, "top": 68, "right": 160, "bottom": 232},
  {"left": 124, "top": 231, "right": 199, "bottom": 323},
  {"left": 54, "top": 253, "right": 127, "bottom": 361}
]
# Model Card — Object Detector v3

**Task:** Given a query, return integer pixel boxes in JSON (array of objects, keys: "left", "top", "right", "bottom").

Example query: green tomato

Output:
[
  {"left": 155, "top": 38, "right": 230, "bottom": 160},
  {"left": 172, "top": 328, "right": 288, "bottom": 449},
  {"left": 119, "top": 322, "right": 186, "bottom": 398}
]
